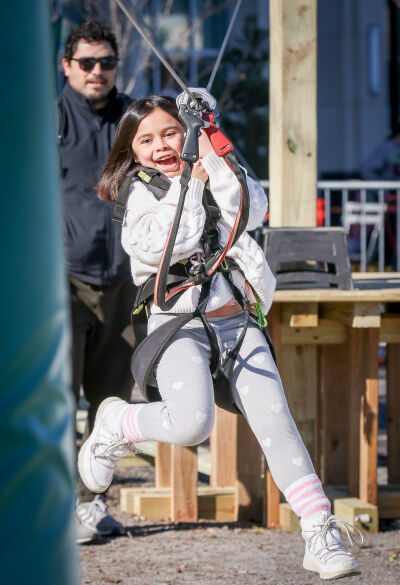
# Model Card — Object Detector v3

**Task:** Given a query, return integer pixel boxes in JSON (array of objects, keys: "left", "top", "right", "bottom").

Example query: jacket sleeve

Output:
[
  {"left": 121, "top": 177, "right": 206, "bottom": 272},
  {"left": 200, "top": 151, "right": 268, "bottom": 231}
]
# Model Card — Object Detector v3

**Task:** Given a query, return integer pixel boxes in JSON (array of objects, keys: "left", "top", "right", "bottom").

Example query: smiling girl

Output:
[{"left": 79, "top": 94, "right": 361, "bottom": 580}]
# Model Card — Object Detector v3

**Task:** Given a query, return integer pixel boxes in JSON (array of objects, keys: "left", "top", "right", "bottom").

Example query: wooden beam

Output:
[
  {"left": 281, "top": 318, "right": 347, "bottom": 345},
  {"left": 281, "top": 302, "right": 318, "bottom": 327},
  {"left": 171, "top": 445, "right": 198, "bottom": 522},
  {"left": 269, "top": 0, "right": 317, "bottom": 227},
  {"left": 322, "top": 303, "right": 381, "bottom": 328},
  {"left": 387, "top": 345, "right": 400, "bottom": 483},
  {"left": 273, "top": 288, "right": 400, "bottom": 303},
  {"left": 380, "top": 316, "right": 400, "bottom": 343}
]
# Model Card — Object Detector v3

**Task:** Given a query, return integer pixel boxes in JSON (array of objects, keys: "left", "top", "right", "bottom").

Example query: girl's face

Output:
[{"left": 131, "top": 108, "right": 186, "bottom": 178}]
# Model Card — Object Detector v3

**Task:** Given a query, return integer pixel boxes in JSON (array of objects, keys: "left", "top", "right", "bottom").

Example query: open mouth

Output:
[{"left": 156, "top": 155, "right": 178, "bottom": 167}]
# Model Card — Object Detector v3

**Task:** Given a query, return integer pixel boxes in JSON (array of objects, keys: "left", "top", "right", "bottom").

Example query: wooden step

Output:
[{"left": 120, "top": 486, "right": 236, "bottom": 522}]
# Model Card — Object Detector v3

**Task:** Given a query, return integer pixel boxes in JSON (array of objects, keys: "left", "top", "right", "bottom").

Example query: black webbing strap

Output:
[
  {"left": 131, "top": 279, "right": 216, "bottom": 402},
  {"left": 153, "top": 152, "right": 250, "bottom": 311},
  {"left": 113, "top": 167, "right": 172, "bottom": 224},
  {"left": 113, "top": 175, "right": 133, "bottom": 223},
  {"left": 202, "top": 152, "right": 249, "bottom": 279},
  {"left": 154, "top": 162, "right": 193, "bottom": 311}
]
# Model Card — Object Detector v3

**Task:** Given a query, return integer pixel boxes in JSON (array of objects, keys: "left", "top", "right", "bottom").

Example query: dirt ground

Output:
[{"left": 78, "top": 465, "right": 400, "bottom": 585}]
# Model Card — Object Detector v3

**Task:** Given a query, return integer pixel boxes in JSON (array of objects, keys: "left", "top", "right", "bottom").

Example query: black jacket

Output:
[{"left": 58, "top": 82, "right": 131, "bottom": 286}]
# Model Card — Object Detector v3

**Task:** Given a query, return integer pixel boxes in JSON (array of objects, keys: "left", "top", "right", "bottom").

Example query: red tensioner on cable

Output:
[{"left": 202, "top": 112, "right": 233, "bottom": 157}]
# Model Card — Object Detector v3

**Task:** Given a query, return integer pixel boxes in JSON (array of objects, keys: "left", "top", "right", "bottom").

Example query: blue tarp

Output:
[{"left": 0, "top": 1, "right": 78, "bottom": 583}]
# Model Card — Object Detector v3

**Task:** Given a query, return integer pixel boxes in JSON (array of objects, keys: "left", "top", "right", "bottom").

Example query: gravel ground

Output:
[{"left": 78, "top": 466, "right": 400, "bottom": 585}]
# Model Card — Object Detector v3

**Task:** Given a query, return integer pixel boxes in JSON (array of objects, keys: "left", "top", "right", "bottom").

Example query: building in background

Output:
[{"left": 55, "top": 0, "right": 399, "bottom": 180}]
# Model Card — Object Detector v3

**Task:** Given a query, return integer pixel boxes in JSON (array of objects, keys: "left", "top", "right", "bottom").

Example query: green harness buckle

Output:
[
  {"left": 132, "top": 303, "right": 144, "bottom": 316},
  {"left": 138, "top": 170, "right": 152, "bottom": 184},
  {"left": 221, "top": 259, "right": 229, "bottom": 271}
]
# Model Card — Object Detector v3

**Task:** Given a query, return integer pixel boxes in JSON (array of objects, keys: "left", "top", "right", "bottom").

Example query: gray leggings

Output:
[{"left": 135, "top": 311, "right": 315, "bottom": 493}]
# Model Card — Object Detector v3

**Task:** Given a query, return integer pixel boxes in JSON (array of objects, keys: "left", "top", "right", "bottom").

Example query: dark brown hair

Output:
[
  {"left": 64, "top": 21, "right": 119, "bottom": 61},
  {"left": 97, "top": 96, "right": 180, "bottom": 201}
]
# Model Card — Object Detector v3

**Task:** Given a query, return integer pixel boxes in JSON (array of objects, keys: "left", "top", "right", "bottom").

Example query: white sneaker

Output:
[
  {"left": 77, "top": 495, "right": 125, "bottom": 536},
  {"left": 78, "top": 397, "right": 138, "bottom": 493},
  {"left": 75, "top": 512, "right": 98, "bottom": 544},
  {"left": 301, "top": 512, "right": 363, "bottom": 580}
]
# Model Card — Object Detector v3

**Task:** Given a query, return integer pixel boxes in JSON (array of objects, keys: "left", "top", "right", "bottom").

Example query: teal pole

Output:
[{"left": 0, "top": 2, "right": 78, "bottom": 584}]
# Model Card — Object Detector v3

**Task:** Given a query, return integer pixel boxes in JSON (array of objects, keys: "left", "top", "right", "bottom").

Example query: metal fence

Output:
[{"left": 259, "top": 180, "right": 400, "bottom": 272}]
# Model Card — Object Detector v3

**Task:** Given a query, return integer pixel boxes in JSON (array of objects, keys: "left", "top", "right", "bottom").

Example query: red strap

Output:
[{"left": 202, "top": 113, "right": 233, "bottom": 157}]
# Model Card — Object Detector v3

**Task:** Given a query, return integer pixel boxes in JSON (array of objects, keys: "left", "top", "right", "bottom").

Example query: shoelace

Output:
[
  {"left": 90, "top": 436, "right": 139, "bottom": 469},
  {"left": 308, "top": 515, "right": 364, "bottom": 562}
]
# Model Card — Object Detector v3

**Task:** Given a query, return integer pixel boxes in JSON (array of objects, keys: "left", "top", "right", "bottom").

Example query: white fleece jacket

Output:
[{"left": 121, "top": 151, "right": 276, "bottom": 315}]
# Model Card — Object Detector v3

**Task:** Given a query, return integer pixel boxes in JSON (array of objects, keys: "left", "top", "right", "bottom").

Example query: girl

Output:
[{"left": 79, "top": 94, "right": 361, "bottom": 580}]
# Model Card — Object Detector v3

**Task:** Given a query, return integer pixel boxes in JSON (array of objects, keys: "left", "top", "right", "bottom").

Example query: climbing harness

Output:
[
  {"left": 113, "top": 136, "right": 275, "bottom": 414},
  {"left": 112, "top": 0, "right": 275, "bottom": 414}
]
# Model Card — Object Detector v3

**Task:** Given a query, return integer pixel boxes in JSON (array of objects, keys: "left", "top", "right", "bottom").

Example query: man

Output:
[{"left": 58, "top": 20, "right": 145, "bottom": 543}]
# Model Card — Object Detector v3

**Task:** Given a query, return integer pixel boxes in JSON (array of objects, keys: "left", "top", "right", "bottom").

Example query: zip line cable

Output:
[
  {"left": 206, "top": 0, "right": 242, "bottom": 92},
  {"left": 113, "top": 0, "right": 242, "bottom": 101},
  {"left": 112, "top": 0, "right": 198, "bottom": 104}
]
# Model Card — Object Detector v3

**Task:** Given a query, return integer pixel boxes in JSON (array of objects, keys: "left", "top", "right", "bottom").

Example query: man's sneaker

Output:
[
  {"left": 78, "top": 397, "right": 137, "bottom": 493},
  {"left": 301, "top": 512, "right": 363, "bottom": 580},
  {"left": 77, "top": 495, "right": 125, "bottom": 536},
  {"left": 75, "top": 513, "right": 98, "bottom": 544}
]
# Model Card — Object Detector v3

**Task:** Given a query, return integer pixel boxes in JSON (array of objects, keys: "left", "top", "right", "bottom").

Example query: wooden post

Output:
[
  {"left": 386, "top": 344, "right": 400, "bottom": 484},
  {"left": 170, "top": 445, "right": 198, "bottom": 522},
  {"left": 263, "top": 468, "right": 281, "bottom": 528},
  {"left": 269, "top": 0, "right": 317, "bottom": 226},
  {"left": 155, "top": 443, "right": 171, "bottom": 488},
  {"left": 279, "top": 344, "right": 319, "bottom": 463},
  {"left": 235, "top": 416, "right": 264, "bottom": 521},
  {"left": 319, "top": 345, "right": 350, "bottom": 484},
  {"left": 347, "top": 328, "right": 379, "bottom": 505},
  {"left": 210, "top": 406, "right": 237, "bottom": 487}
]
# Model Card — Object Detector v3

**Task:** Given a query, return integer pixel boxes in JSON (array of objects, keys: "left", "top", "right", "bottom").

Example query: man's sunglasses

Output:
[{"left": 70, "top": 56, "right": 119, "bottom": 72}]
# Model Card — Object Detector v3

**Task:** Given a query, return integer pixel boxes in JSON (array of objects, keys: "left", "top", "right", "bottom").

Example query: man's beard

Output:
[{"left": 86, "top": 86, "right": 110, "bottom": 105}]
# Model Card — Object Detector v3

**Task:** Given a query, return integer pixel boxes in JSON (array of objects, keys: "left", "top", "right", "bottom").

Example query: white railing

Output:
[{"left": 259, "top": 180, "right": 400, "bottom": 272}]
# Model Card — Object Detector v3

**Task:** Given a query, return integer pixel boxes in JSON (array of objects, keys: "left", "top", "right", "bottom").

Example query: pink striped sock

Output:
[
  {"left": 121, "top": 404, "right": 145, "bottom": 443},
  {"left": 284, "top": 474, "right": 331, "bottom": 519}
]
